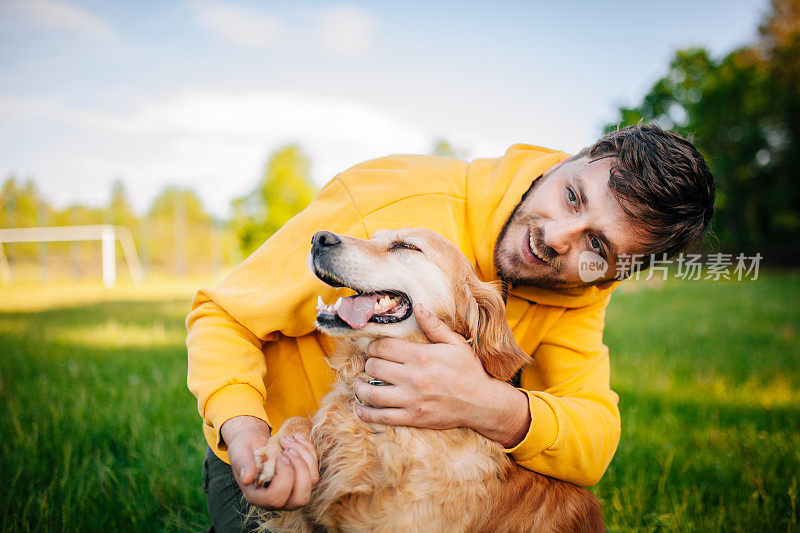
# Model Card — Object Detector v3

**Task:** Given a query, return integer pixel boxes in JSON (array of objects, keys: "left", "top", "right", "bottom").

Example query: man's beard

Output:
[
  {"left": 493, "top": 179, "right": 578, "bottom": 291},
  {"left": 493, "top": 213, "right": 572, "bottom": 290}
]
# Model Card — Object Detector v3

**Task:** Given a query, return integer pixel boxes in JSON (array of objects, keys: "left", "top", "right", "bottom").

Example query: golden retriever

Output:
[{"left": 252, "top": 228, "right": 604, "bottom": 532}]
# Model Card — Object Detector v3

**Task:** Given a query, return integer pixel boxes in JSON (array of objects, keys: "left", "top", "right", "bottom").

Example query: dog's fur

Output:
[{"left": 253, "top": 228, "right": 604, "bottom": 532}]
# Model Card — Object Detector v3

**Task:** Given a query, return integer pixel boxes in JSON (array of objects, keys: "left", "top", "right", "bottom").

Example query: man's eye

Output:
[
  {"left": 389, "top": 241, "right": 421, "bottom": 252},
  {"left": 589, "top": 236, "right": 602, "bottom": 253},
  {"left": 567, "top": 188, "right": 578, "bottom": 206}
]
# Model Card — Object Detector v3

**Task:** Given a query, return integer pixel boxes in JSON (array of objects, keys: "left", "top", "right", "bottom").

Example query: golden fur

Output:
[{"left": 253, "top": 228, "right": 604, "bottom": 532}]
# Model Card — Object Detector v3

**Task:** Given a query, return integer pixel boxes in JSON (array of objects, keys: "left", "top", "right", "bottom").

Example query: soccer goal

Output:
[{"left": 0, "top": 225, "right": 145, "bottom": 287}]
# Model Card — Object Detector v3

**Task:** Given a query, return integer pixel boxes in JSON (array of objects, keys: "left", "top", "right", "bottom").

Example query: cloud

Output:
[
  {"left": 317, "top": 5, "right": 375, "bottom": 56},
  {"left": 191, "top": 1, "right": 282, "bottom": 48},
  {"left": 0, "top": 92, "right": 438, "bottom": 217},
  {"left": 189, "top": 2, "right": 375, "bottom": 56},
  {"left": 0, "top": 0, "right": 115, "bottom": 40}
]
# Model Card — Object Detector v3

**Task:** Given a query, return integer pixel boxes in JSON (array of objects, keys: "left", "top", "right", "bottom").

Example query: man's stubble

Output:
[{"left": 492, "top": 177, "right": 588, "bottom": 292}]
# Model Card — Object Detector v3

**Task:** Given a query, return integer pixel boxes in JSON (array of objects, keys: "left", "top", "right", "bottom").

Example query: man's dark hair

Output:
[{"left": 585, "top": 124, "right": 715, "bottom": 262}]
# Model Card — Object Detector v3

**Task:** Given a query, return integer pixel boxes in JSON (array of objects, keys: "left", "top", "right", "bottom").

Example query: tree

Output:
[
  {"left": 605, "top": 0, "right": 800, "bottom": 259},
  {"left": 232, "top": 144, "right": 316, "bottom": 255},
  {"left": 0, "top": 176, "right": 42, "bottom": 228},
  {"left": 757, "top": 0, "right": 800, "bottom": 256},
  {"left": 431, "top": 139, "right": 469, "bottom": 159},
  {"left": 107, "top": 179, "right": 137, "bottom": 228},
  {"left": 147, "top": 186, "right": 212, "bottom": 275},
  {"left": 0, "top": 176, "right": 51, "bottom": 267}
]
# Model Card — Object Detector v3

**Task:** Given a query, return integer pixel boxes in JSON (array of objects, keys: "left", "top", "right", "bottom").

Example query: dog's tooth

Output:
[
  {"left": 317, "top": 295, "right": 324, "bottom": 307},
  {"left": 333, "top": 297, "right": 342, "bottom": 310}
]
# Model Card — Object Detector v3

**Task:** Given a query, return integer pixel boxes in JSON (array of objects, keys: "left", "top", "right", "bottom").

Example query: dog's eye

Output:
[{"left": 388, "top": 240, "right": 422, "bottom": 253}]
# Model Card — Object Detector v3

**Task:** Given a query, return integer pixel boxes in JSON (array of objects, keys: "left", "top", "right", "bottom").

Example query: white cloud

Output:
[
  {"left": 317, "top": 5, "right": 375, "bottom": 56},
  {"left": 0, "top": 92, "right": 445, "bottom": 217},
  {"left": 189, "top": 2, "right": 375, "bottom": 56},
  {"left": 191, "top": 1, "right": 282, "bottom": 48},
  {"left": 0, "top": 0, "right": 115, "bottom": 40}
]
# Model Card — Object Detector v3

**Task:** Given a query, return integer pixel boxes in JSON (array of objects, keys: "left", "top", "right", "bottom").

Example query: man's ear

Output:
[{"left": 462, "top": 279, "right": 530, "bottom": 382}]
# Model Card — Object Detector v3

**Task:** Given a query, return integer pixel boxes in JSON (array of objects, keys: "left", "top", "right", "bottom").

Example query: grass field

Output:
[{"left": 1, "top": 274, "right": 798, "bottom": 532}]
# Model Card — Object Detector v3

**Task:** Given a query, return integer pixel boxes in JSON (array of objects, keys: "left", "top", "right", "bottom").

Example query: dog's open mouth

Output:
[{"left": 316, "top": 291, "right": 412, "bottom": 329}]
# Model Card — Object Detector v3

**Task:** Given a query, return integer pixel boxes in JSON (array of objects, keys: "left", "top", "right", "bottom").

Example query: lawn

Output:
[{"left": 1, "top": 274, "right": 798, "bottom": 532}]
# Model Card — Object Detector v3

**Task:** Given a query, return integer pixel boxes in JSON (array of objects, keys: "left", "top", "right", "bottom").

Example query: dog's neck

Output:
[{"left": 325, "top": 333, "right": 428, "bottom": 382}]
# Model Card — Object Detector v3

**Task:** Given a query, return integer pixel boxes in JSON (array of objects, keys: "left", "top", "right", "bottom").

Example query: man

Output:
[{"left": 186, "top": 124, "right": 714, "bottom": 532}]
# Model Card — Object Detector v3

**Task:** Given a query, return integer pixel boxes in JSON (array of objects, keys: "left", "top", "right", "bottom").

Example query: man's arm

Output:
[
  {"left": 187, "top": 293, "right": 321, "bottom": 509},
  {"left": 186, "top": 291, "right": 271, "bottom": 453},
  {"left": 507, "top": 298, "right": 621, "bottom": 486},
  {"left": 186, "top": 178, "right": 369, "bottom": 508},
  {"left": 186, "top": 178, "right": 369, "bottom": 451}
]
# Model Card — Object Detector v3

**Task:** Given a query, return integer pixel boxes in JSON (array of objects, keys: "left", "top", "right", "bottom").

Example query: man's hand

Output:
[
  {"left": 354, "top": 304, "right": 531, "bottom": 448},
  {"left": 220, "top": 415, "right": 318, "bottom": 510}
]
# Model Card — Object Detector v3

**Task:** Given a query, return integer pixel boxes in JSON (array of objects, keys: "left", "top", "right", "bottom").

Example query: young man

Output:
[{"left": 187, "top": 124, "right": 714, "bottom": 532}]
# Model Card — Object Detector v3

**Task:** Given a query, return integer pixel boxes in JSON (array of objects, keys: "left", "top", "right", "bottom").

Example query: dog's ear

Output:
[{"left": 460, "top": 279, "right": 531, "bottom": 382}]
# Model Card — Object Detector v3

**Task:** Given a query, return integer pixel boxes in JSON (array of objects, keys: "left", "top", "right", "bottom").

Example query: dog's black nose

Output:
[{"left": 312, "top": 231, "right": 342, "bottom": 251}]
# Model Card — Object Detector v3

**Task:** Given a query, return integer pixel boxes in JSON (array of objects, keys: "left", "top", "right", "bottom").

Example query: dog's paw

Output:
[{"left": 253, "top": 440, "right": 282, "bottom": 487}]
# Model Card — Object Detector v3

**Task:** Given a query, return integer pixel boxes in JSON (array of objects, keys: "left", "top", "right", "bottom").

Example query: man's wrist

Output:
[
  {"left": 220, "top": 415, "right": 270, "bottom": 447},
  {"left": 470, "top": 379, "right": 531, "bottom": 448}
]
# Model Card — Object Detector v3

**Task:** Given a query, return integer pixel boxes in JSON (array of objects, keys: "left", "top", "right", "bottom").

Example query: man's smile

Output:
[{"left": 521, "top": 227, "right": 549, "bottom": 266}]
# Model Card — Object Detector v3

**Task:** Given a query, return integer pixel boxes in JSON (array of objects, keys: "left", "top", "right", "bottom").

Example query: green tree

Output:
[
  {"left": 146, "top": 186, "right": 212, "bottom": 275},
  {"left": 0, "top": 176, "right": 42, "bottom": 228},
  {"left": 232, "top": 144, "right": 316, "bottom": 255},
  {"left": 107, "top": 179, "right": 138, "bottom": 228},
  {"left": 757, "top": 0, "right": 800, "bottom": 255},
  {"left": 0, "top": 176, "right": 52, "bottom": 267},
  {"left": 51, "top": 204, "right": 106, "bottom": 226},
  {"left": 431, "top": 139, "right": 469, "bottom": 159},
  {"left": 605, "top": 0, "right": 800, "bottom": 257}
]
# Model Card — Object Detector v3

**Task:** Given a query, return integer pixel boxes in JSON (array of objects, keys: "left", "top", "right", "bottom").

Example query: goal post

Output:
[{"left": 0, "top": 225, "right": 145, "bottom": 287}]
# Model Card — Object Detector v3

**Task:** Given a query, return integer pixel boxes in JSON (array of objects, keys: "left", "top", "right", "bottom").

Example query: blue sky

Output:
[{"left": 0, "top": 0, "right": 767, "bottom": 217}]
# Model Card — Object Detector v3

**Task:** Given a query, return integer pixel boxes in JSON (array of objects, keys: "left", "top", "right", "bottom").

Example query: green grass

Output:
[
  {"left": 1, "top": 274, "right": 798, "bottom": 532},
  {"left": 599, "top": 273, "right": 800, "bottom": 532},
  {"left": 0, "top": 284, "right": 208, "bottom": 532}
]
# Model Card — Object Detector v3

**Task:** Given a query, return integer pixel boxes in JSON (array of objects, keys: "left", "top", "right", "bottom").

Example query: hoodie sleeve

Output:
[
  {"left": 186, "top": 178, "right": 368, "bottom": 454},
  {"left": 504, "top": 296, "right": 621, "bottom": 487}
]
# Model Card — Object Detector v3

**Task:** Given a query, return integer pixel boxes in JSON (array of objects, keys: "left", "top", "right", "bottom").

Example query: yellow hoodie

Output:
[{"left": 186, "top": 144, "right": 621, "bottom": 487}]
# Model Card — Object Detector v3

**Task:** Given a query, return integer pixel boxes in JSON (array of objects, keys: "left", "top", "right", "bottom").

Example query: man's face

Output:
[{"left": 494, "top": 155, "right": 644, "bottom": 290}]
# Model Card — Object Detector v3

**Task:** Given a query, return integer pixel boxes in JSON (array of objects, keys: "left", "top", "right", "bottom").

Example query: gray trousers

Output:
[{"left": 202, "top": 446, "right": 260, "bottom": 533}]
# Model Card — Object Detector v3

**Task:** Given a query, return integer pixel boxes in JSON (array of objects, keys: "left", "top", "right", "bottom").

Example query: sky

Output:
[{"left": 0, "top": 0, "right": 768, "bottom": 218}]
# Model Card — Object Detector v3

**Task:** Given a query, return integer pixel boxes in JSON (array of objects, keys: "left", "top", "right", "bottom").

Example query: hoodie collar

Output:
[{"left": 466, "top": 144, "right": 620, "bottom": 309}]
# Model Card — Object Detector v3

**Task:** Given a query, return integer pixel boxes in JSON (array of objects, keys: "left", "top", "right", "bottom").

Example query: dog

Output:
[{"left": 253, "top": 228, "right": 605, "bottom": 532}]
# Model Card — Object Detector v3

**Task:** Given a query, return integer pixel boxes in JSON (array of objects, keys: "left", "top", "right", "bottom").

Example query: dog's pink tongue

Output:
[{"left": 336, "top": 295, "right": 375, "bottom": 329}]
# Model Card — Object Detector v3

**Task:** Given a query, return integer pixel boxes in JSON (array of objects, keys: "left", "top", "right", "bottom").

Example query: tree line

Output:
[
  {"left": 606, "top": 0, "right": 799, "bottom": 262},
  {"left": 0, "top": 175, "right": 234, "bottom": 280},
  {"left": 1, "top": 141, "right": 466, "bottom": 282}
]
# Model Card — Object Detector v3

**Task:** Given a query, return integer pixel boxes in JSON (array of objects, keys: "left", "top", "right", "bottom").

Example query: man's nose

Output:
[
  {"left": 311, "top": 230, "right": 342, "bottom": 252},
  {"left": 543, "top": 219, "right": 585, "bottom": 255}
]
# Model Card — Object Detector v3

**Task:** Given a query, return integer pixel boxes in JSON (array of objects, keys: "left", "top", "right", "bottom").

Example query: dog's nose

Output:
[{"left": 312, "top": 231, "right": 342, "bottom": 251}]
